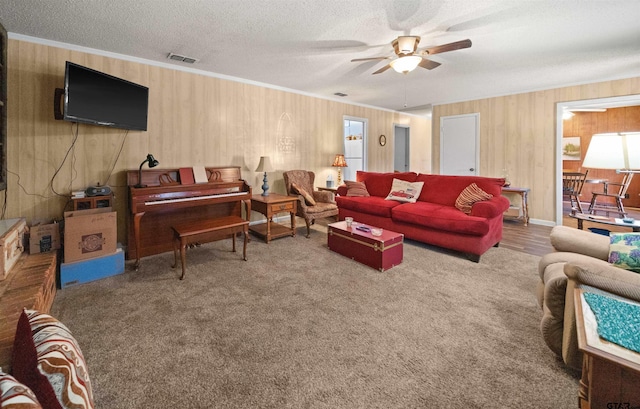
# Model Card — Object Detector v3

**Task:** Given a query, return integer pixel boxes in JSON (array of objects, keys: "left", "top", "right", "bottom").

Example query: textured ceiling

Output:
[{"left": 1, "top": 0, "right": 640, "bottom": 115}]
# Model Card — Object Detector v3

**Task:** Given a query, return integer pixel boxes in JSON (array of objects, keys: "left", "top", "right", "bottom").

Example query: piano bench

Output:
[{"left": 171, "top": 215, "right": 249, "bottom": 280}]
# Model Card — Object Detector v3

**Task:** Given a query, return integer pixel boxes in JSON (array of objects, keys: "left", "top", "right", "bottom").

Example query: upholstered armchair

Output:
[
  {"left": 537, "top": 226, "right": 640, "bottom": 369},
  {"left": 283, "top": 170, "right": 338, "bottom": 237}
]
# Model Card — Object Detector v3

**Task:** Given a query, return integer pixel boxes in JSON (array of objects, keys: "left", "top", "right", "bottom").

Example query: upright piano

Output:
[{"left": 127, "top": 166, "right": 251, "bottom": 268}]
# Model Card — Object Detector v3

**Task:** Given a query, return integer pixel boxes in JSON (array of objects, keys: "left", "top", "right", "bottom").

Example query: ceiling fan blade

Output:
[
  {"left": 351, "top": 56, "right": 391, "bottom": 62},
  {"left": 422, "top": 39, "right": 472, "bottom": 55},
  {"left": 418, "top": 59, "right": 441, "bottom": 70},
  {"left": 372, "top": 64, "right": 392, "bottom": 75}
]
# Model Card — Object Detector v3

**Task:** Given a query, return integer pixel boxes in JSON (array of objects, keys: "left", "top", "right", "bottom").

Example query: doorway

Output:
[
  {"left": 555, "top": 95, "right": 640, "bottom": 225},
  {"left": 394, "top": 125, "right": 410, "bottom": 172}
]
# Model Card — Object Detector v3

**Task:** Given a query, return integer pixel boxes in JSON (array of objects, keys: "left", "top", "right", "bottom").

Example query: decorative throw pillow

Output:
[
  {"left": 608, "top": 233, "right": 640, "bottom": 273},
  {"left": 345, "top": 180, "right": 370, "bottom": 197},
  {"left": 291, "top": 181, "right": 316, "bottom": 206},
  {"left": 12, "top": 310, "right": 94, "bottom": 409},
  {"left": 0, "top": 372, "right": 42, "bottom": 408},
  {"left": 455, "top": 183, "right": 493, "bottom": 214},
  {"left": 385, "top": 179, "right": 424, "bottom": 203}
]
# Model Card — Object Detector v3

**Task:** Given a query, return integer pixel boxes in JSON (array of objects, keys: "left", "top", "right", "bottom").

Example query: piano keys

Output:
[{"left": 127, "top": 166, "right": 251, "bottom": 268}]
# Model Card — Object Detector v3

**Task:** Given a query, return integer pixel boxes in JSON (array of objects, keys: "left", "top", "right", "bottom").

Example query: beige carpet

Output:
[{"left": 51, "top": 222, "right": 579, "bottom": 408}]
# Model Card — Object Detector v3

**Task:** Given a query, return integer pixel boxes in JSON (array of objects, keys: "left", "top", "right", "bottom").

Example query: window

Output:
[{"left": 343, "top": 117, "right": 367, "bottom": 182}]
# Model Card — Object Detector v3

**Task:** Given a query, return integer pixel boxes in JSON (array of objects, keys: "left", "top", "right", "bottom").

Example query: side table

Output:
[
  {"left": 501, "top": 186, "right": 530, "bottom": 225},
  {"left": 574, "top": 288, "right": 640, "bottom": 409},
  {"left": 249, "top": 193, "right": 297, "bottom": 243}
]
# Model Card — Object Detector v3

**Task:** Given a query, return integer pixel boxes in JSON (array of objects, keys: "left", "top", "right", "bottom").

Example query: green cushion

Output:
[{"left": 608, "top": 233, "right": 640, "bottom": 273}]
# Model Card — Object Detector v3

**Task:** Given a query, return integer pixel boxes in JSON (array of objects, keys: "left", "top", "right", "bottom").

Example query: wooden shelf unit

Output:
[
  {"left": 0, "top": 21, "right": 7, "bottom": 191},
  {"left": 0, "top": 252, "right": 57, "bottom": 373},
  {"left": 72, "top": 194, "right": 113, "bottom": 210}
]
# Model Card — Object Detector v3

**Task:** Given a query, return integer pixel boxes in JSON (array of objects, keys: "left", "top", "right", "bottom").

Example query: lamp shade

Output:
[
  {"left": 582, "top": 132, "right": 640, "bottom": 170},
  {"left": 332, "top": 154, "right": 348, "bottom": 167},
  {"left": 255, "top": 156, "right": 273, "bottom": 172},
  {"left": 390, "top": 55, "right": 422, "bottom": 73}
]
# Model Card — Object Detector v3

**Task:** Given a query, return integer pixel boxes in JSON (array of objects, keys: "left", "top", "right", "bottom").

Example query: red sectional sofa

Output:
[{"left": 335, "top": 171, "right": 510, "bottom": 262}]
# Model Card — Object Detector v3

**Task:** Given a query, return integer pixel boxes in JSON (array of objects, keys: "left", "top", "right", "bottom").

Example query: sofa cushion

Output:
[
  {"left": 455, "top": 183, "right": 493, "bottom": 214},
  {"left": 291, "top": 181, "right": 316, "bottom": 206},
  {"left": 385, "top": 179, "right": 424, "bottom": 203},
  {"left": 336, "top": 196, "right": 402, "bottom": 218},
  {"left": 416, "top": 174, "right": 505, "bottom": 206},
  {"left": 0, "top": 372, "right": 42, "bottom": 408},
  {"left": 608, "top": 233, "right": 640, "bottom": 273},
  {"left": 356, "top": 171, "right": 417, "bottom": 198},
  {"left": 344, "top": 180, "right": 370, "bottom": 197},
  {"left": 392, "top": 202, "right": 490, "bottom": 236},
  {"left": 12, "top": 310, "right": 94, "bottom": 409}
]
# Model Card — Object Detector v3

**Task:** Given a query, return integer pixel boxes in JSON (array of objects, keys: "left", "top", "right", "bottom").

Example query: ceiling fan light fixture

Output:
[
  {"left": 390, "top": 55, "right": 422, "bottom": 73},
  {"left": 396, "top": 36, "right": 419, "bottom": 54}
]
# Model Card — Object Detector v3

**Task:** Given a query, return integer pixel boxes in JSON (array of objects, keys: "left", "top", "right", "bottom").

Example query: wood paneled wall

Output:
[
  {"left": 433, "top": 77, "right": 640, "bottom": 224},
  {"left": 562, "top": 107, "right": 640, "bottom": 208},
  {"left": 5, "top": 39, "right": 430, "bottom": 244}
]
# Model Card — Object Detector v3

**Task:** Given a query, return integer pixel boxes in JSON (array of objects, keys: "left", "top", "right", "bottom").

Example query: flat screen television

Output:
[{"left": 63, "top": 61, "right": 149, "bottom": 131}]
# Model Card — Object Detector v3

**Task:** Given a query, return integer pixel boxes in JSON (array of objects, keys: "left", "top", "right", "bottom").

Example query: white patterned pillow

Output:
[
  {"left": 12, "top": 310, "right": 94, "bottom": 409},
  {"left": 385, "top": 178, "right": 424, "bottom": 203},
  {"left": 0, "top": 372, "right": 42, "bottom": 408}
]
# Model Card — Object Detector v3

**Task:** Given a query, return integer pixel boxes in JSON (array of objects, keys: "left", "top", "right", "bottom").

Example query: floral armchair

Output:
[{"left": 283, "top": 170, "right": 338, "bottom": 237}]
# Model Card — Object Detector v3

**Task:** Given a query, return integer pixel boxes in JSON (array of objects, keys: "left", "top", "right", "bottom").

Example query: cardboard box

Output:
[
  {"left": 64, "top": 207, "right": 117, "bottom": 263},
  {"left": 0, "top": 218, "right": 27, "bottom": 280},
  {"left": 60, "top": 247, "right": 124, "bottom": 288},
  {"left": 29, "top": 222, "right": 61, "bottom": 254}
]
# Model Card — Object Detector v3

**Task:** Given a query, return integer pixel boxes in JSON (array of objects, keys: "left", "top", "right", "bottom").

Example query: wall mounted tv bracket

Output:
[{"left": 53, "top": 88, "right": 64, "bottom": 120}]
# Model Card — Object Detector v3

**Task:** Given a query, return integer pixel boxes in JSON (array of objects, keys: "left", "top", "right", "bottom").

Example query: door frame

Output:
[
  {"left": 439, "top": 113, "right": 479, "bottom": 175},
  {"left": 343, "top": 115, "right": 368, "bottom": 178},
  {"left": 393, "top": 124, "right": 410, "bottom": 172},
  {"left": 555, "top": 94, "right": 640, "bottom": 226}
]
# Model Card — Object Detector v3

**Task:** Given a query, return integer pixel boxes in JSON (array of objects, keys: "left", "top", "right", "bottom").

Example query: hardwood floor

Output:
[
  {"left": 501, "top": 203, "right": 640, "bottom": 258},
  {"left": 501, "top": 219, "right": 553, "bottom": 257}
]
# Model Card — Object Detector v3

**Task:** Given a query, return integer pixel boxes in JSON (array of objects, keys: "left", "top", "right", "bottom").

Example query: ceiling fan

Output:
[{"left": 351, "top": 36, "right": 472, "bottom": 75}]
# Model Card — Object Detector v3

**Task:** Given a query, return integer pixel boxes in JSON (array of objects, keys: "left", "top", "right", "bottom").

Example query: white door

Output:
[
  {"left": 440, "top": 113, "right": 479, "bottom": 175},
  {"left": 394, "top": 125, "right": 410, "bottom": 172}
]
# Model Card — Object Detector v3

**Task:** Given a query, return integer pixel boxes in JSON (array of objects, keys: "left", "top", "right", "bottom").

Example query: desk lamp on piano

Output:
[{"left": 135, "top": 153, "right": 159, "bottom": 188}]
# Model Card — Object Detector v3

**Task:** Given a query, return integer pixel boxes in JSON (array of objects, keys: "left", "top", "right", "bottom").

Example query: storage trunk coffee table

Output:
[{"left": 327, "top": 221, "right": 403, "bottom": 272}]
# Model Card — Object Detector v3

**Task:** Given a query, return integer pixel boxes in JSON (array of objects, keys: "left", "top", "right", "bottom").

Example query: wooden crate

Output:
[{"left": 0, "top": 218, "right": 26, "bottom": 281}]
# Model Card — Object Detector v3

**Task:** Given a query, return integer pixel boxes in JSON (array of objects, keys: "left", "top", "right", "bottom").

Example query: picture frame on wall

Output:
[{"left": 562, "top": 137, "right": 581, "bottom": 161}]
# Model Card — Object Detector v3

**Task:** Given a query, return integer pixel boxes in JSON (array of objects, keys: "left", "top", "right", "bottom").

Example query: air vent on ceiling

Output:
[
  {"left": 334, "top": 92, "right": 348, "bottom": 97},
  {"left": 167, "top": 53, "right": 199, "bottom": 64}
]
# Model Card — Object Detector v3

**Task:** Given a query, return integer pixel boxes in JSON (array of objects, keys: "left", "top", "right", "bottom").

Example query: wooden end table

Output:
[
  {"left": 501, "top": 186, "right": 530, "bottom": 225},
  {"left": 574, "top": 288, "right": 640, "bottom": 409},
  {"left": 249, "top": 193, "right": 297, "bottom": 243}
]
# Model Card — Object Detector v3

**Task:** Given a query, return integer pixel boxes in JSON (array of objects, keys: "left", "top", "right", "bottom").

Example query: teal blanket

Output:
[{"left": 583, "top": 292, "right": 640, "bottom": 353}]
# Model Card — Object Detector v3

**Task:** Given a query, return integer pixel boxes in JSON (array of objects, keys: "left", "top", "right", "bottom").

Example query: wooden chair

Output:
[
  {"left": 283, "top": 170, "right": 339, "bottom": 237},
  {"left": 588, "top": 172, "right": 634, "bottom": 218},
  {"left": 562, "top": 170, "right": 588, "bottom": 213}
]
